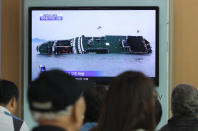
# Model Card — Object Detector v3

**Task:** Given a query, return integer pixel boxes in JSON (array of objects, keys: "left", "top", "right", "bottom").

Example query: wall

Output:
[
  {"left": 0, "top": 0, "right": 2, "bottom": 75},
  {"left": 1, "top": 0, "right": 23, "bottom": 117},
  {"left": 2, "top": 0, "right": 20, "bottom": 84},
  {"left": 174, "top": 0, "right": 198, "bottom": 87}
]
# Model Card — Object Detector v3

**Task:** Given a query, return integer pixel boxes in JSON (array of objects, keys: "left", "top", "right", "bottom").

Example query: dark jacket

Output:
[
  {"left": 159, "top": 115, "right": 198, "bottom": 131},
  {"left": 32, "top": 125, "right": 65, "bottom": 131}
]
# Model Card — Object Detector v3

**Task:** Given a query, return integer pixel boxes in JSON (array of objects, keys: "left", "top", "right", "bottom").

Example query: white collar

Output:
[{"left": 0, "top": 106, "right": 11, "bottom": 114}]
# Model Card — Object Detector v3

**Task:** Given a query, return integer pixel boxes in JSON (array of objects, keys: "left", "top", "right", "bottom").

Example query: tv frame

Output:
[{"left": 29, "top": 6, "right": 159, "bottom": 85}]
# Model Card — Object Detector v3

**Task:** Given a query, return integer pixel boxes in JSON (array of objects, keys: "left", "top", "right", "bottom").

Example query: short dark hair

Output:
[
  {"left": 92, "top": 71, "right": 156, "bottom": 131},
  {"left": 83, "top": 85, "right": 107, "bottom": 123},
  {"left": 0, "top": 80, "right": 19, "bottom": 105}
]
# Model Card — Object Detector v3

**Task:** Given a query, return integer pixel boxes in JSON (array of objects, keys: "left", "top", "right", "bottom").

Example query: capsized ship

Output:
[{"left": 36, "top": 35, "right": 152, "bottom": 55}]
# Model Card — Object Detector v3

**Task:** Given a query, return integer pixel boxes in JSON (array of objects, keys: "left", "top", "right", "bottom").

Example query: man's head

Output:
[
  {"left": 28, "top": 70, "right": 91, "bottom": 131},
  {"left": 0, "top": 80, "right": 19, "bottom": 115},
  {"left": 171, "top": 84, "right": 198, "bottom": 116}
]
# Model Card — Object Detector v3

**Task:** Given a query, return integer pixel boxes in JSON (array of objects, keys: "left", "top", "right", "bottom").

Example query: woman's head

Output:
[{"left": 94, "top": 71, "right": 156, "bottom": 131}]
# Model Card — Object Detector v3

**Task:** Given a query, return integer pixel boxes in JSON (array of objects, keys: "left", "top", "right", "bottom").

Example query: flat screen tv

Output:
[{"left": 29, "top": 6, "right": 159, "bottom": 85}]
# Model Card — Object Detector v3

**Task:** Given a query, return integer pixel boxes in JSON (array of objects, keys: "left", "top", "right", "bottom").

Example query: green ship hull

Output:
[{"left": 36, "top": 35, "right": 152, "bottom": 55}]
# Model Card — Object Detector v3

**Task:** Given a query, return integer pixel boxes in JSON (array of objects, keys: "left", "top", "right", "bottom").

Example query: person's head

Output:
[
  {"left": 93, "top": 71, "right": 156, "bottom": 131},
  {"left": 0, "top": 80, "right": 19, "bottom": 115},
  {"left": 171, "top": 83, "right": 198, "bottom": 116},
  {"left": 155, "top": 99, "right": 162, "bottom": 126},
  {"left": 83, "top": 85, "right": 107, "bottom": 123},
  {"left": 28, "top": 70, "right": 92, "bottom": 131}
]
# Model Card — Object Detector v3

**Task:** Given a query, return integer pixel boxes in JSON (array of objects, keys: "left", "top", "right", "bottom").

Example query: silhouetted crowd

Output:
[{"left": 1, "top": 70, "right": 198, "bottom": 131}]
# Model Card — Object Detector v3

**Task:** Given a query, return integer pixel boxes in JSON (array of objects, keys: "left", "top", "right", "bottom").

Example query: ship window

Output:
[{"left": 105, "top": 42, "right": 110, "bottom": 46}]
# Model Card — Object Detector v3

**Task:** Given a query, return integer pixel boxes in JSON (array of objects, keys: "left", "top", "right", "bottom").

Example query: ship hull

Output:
[{"left": 36, "top": 35, "right": 152, "bottom": 55}]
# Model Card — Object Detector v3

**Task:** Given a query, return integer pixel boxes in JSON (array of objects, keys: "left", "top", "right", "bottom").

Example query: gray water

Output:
[{"left": 32, "top": 42, "right": 155, "bottom": 80}]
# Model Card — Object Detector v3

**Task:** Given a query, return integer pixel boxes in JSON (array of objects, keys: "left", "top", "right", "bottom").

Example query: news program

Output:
[{"left": 29, "top": 7, "right": 159, "bottom": 84}]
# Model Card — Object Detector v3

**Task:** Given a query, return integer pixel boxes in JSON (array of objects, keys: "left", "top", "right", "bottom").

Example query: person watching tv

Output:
[
  {"left": 0, "top": 80, "right": 29, "bottom": 131},
  {"left": 91, "top": 71, "right": 157, "bottom": 131},
  {"left": 80, "top": 86, "right": 107, "bottom": 131},
  {"left": 159, "top": 84, "right": 198, "bottom": 131},
  {"left": 28, "top": 70, "right": 92, "bottom": 131}
]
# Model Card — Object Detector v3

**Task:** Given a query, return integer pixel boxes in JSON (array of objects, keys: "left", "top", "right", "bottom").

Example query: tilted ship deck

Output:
[{"left": 36, "top": 35, "right": 152, "bottom": 55}]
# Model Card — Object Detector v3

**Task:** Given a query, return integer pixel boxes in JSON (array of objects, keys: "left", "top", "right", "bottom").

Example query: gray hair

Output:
[
  {"left": 31, "top": 105, "right": 73, "bottom": 121},
  {"left": 172, "top": 84, "right": 198, "bottom": 116}
]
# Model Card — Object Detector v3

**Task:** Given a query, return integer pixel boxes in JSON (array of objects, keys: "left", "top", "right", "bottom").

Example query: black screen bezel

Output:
[{"left": 28, "top": 6, "right": 159, "bottom": 85}]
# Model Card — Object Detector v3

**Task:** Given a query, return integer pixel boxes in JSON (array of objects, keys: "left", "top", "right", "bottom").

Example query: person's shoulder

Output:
[
  {"left": 20, "top": 121, "right": 30, "bottom": 131},
  {"left": 135, "top": 129, "right": 146, "bottom": 131},
  {"left": 80, "top": 122, "right": 97, "bottom": 131},
  {"left": 4, "top": 111, "right": 30, "bottom": 131},
  {"left": 158, "top": 124, "right": 169, "bottom": 131},
  {"left": 4, "top": 111, "right": 23, "bottom": 121}
]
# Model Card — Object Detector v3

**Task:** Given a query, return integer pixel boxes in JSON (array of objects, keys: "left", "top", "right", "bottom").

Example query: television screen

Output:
[{"left": 29, "top": 7, "right": 159, "bottom": 84}]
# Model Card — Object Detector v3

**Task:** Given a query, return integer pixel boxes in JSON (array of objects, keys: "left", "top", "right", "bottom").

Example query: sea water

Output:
[{"left": 32, "top": 42, "right": 155, "bottom": 80}]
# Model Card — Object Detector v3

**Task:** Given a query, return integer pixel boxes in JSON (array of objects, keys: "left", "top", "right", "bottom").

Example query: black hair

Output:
[
  {"left": 0, "top": 80, "right": 19, "bottom": 105},
  {"left": 156, "top": 99, "right": 162, "bottom": 125},
  {"left": 83, "top": 85, "right": 107, "bottom": 123}
]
